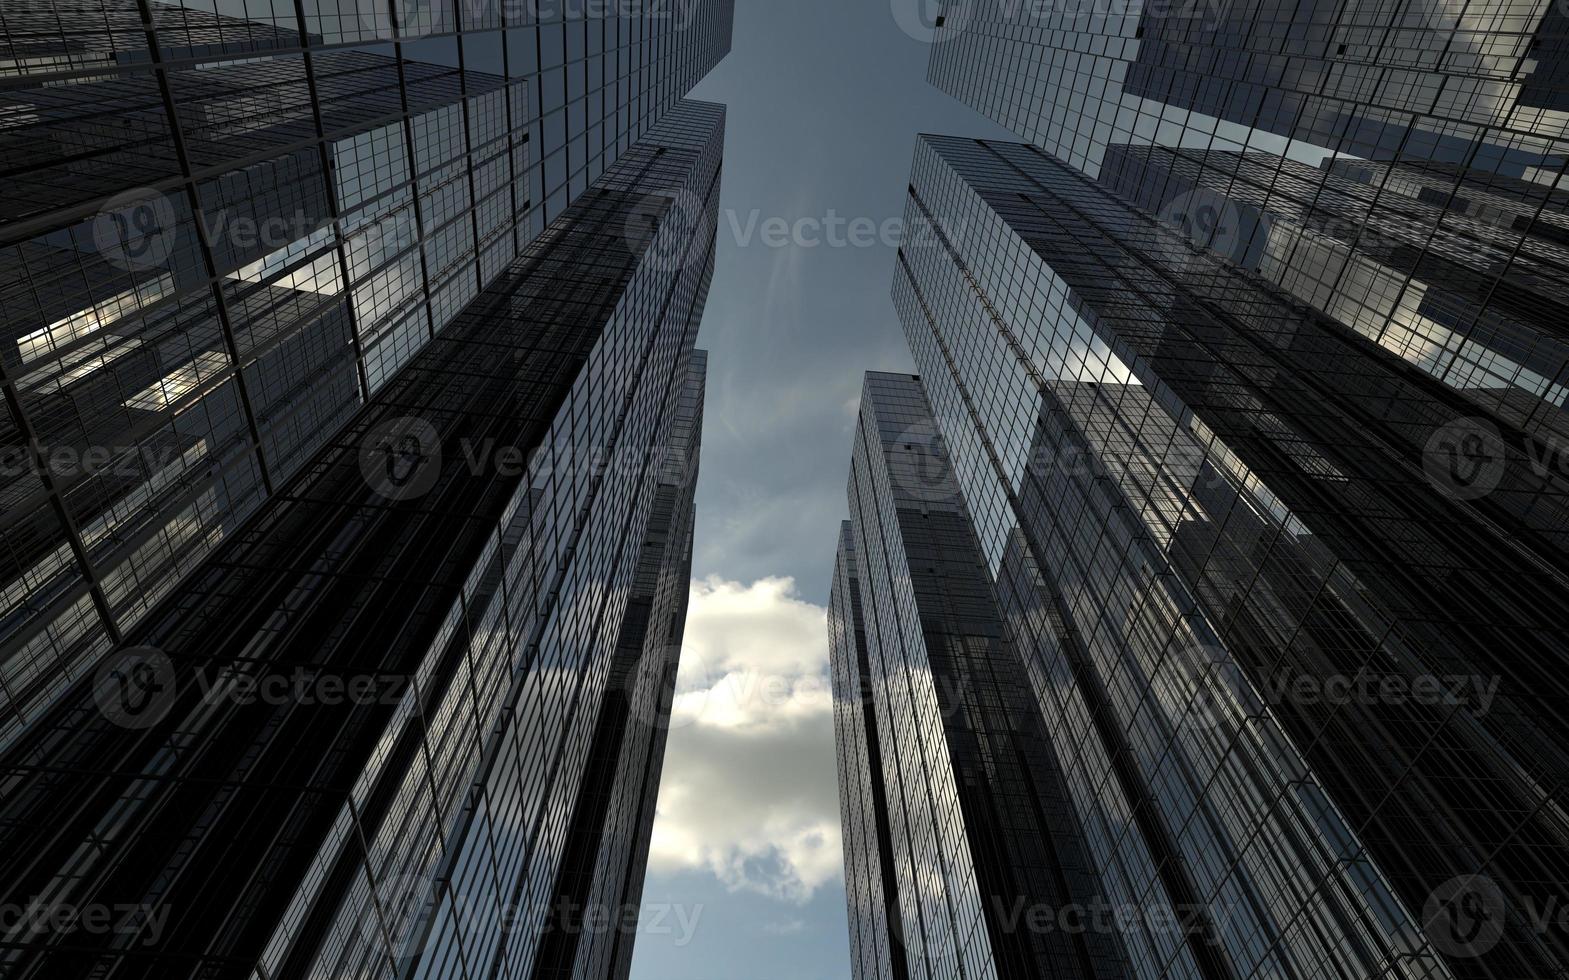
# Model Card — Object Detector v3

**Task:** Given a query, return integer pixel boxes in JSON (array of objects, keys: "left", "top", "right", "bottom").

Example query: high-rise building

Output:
[
  {"left": 531, "top": 347, "right": 707, "bottom": 980},
  {"left": 0, "top": 93, "right": 723, "bottom": 980},
  {"left": 1095, "top": 143, "right": 1569, "bottom": 440},
  {"left": 0, "top": 0, "right": 732, "bottom": 746},
  {"left": 829, "top": 521, "right": 907, "bottom": 980},
  {"left": 835, "top": 131, "right": 1569, "bottom": 980},
  {"left": 830, "top": 372, "right": 1127, "bottom": 980},
  {"left": 927, "top": 0, "right": 1568, "bottom": 175},
  {"left": 922, "top": 0, "right": 1569, "bottom": 472}
]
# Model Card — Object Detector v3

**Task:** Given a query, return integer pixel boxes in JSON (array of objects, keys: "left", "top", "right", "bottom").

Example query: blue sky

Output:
[{"left": 629, "top": 2, "right": 1012, "bottom": 978}]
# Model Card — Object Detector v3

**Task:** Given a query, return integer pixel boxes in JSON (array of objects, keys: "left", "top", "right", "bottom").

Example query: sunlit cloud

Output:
[{"left": 648, "top": 576, "right": 843, "bottom": 904}]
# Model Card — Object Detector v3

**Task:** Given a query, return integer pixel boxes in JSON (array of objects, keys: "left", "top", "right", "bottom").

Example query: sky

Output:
[{"left": 629, "top": 2, "right": 1013, "bottom": 977}]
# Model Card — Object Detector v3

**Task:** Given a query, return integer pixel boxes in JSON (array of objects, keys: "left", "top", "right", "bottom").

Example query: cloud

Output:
[{"left": 647, "top": 576, "right": 843, "bottom": 905}]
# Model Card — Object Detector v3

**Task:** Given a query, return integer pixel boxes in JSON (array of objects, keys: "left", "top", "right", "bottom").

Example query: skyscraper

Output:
[
  {"left": 1095, "top": 143, "right": 1569, "bottom": 440},
  {"left": 922, "top": 0, "right": 1569, "bottom": 472},
  {"left": 927, "top": 0, "right": 1567, "bottom": 174},
  {"left": 829, "top": 521, "right": 907, "bottom": 980},
  {"left": 859, "top": 131, "right": 1569, "bottom": 980},
  {"left": 831, "top": 372, "right": 1127, "bottom": 980},
  {"left": 0, "top": 0, "right": 732, "bottom": 745},
  {"left": 0, "top": 89, "right": 723, "bottom": 980}
]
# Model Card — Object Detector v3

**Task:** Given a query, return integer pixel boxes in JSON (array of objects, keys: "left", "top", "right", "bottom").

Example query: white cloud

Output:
[{"left": 647, "top": 576, "right": 843, "bottom": 905}]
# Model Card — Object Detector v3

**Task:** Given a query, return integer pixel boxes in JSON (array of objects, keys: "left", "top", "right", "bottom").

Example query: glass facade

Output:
[
  {"left": 830, "top": 520, "right": 910, "bottom": 980},
  {"left": 928, "top": 0, "right": 1568, "bottom": 174},
  {"left": 865, "top": 131, "right": 1569, "bottom": 980},
  {"left": 1096, "top": 144, "right": 1569, "bottom": 442},
  {"left": 831, "top": 373, "right": 1129, "bottom": 980},
  {"left": 834, "top": 11, "right": 1569, "bottom": 978},
  {"left": 924, "top": 0, "right": 1569, "bottom": 497},
  {"left": 0, "top": 93, "right": 724, "bottom": 980},
  {"left": 0, "top": 0, "right": 732, "bottom": 747}
]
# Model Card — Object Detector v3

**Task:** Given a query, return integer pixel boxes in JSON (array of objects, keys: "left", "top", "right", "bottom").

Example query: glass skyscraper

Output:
[
  {"left": 924, "top": 0, "right": 1569, "bottom": 453},
  {"left": 831, "top": 373, "right": 1127, "bottom": 980},
  {"left": 0, "top": 0, "right": 731, "bottom": 746},
  {"left": 1094, "top": 143, "right": 1569, "bottom": 439},
  {"left": 928, "top": 0, "right": 1567, "bottom": 174},
  {"left": 833, "top": 128, "right": 1569, "bottom": 979},
  {"left": 0, "top": 1, "right": 728, "bottom": 970},
  {"left": 828, "top": 9, "right": 1569, "bottom": 978}
]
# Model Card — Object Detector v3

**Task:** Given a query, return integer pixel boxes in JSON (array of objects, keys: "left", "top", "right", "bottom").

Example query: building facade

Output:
[
  {"left": 830, "top": 372, "right": 1127, "bottom": 980},
  {"left": 927, "top": 0, "right": 1569, "bottom": 175},
  {"left": 830, "top": 131, "right": 1569, "bottom": 980},
  {"left": 923, "top": 0, "right": 1569, "bottom": 477},
  {"left": 0, "top": 0, "right": 732, "bottom": 749},
  {"left": 0, "top": 94, "right": 723, "bottom": 980},
  {"left": 1095, "top": 143, "right": 1569, "bottom": 442},
  {"left": 830, "top": 521, "right": 908, "bottom": 980}
]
